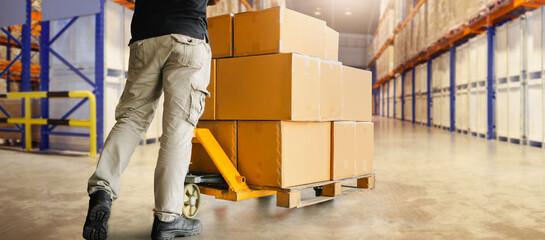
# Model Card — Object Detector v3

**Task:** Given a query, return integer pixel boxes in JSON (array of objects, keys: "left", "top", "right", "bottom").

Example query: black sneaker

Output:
[
  {"left": 83, "top": 190, "right": 112, "bottom": 240},
  {"left": 151, "top": 215, "right": 203, "bottom": 240}
]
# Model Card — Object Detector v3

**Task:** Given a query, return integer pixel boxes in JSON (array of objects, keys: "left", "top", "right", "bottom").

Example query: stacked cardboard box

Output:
[{"left": 191, "top": 7, "right": 374, "bottom": 188}]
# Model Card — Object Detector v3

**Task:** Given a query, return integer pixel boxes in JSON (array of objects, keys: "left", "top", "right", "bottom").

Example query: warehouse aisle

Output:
[{"left": 1, "top": 116, "right": 545, "bottom": 239}]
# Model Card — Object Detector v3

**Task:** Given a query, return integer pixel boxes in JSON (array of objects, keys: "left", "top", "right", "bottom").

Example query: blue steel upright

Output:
[
  {"left": 6, "top": 30, "right": 11, "bottom": 93},
  {"left": 372, "top": 66, "right": 377, "bottom": 115},
  {"left": 386, "top": 82, "right": 390, "bottom": 117},
  {"left": 401, "top": 72, "right": 405, "bottom": 121},
  {"left": 382, "top": 86, "right": 385, "bottom": 116},
  {"left": 427, "top": 59, "right": 432, "bottom": 127},
  {"left": 40, "top": 21, "right": 51, "bottom": 150},
  {"left": 487, "top": 26, "right": 496, "bottom": 140},
  {"left": 449, "top": 46, "right": 456, "bottom": 132},
  {"left": 20, "top": 0, "right": 32, "bottom": 150},
  {"left": 412, "top": 67, "right": 416, "bottom": 123},
  {"left": 393, "top": 76, "right": 396, "bottom": 119},
  {"left": 95, "top": 0, "right": 105, "bottom": 152}
]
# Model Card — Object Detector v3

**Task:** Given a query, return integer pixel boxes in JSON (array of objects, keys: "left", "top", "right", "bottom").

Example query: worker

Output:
[{"left": 83, "top": 0, "right": 221, "bottom": 239}]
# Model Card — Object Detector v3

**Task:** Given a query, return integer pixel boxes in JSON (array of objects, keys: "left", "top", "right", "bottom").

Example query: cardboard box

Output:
[
  {"left": 356, "top": 122, "right": 373, "bottom": 175},
  {"left": 331, "top": 122, "right": 356, "bottom": 180},
  {"left": 190, "top": 120, "right": 237, "bottom": 174},
  {"left": 342, "top": 66, "right": 372, "bottom": 121},
  {"left": 233, "top": 7, "right": 326, "bottom": 58},
  {"left": 325, "top": 26, "right": 339, "bottom": 61},
  {"left": 238, "top": 121, "right": 331, "bottom": 188},
  {"left": 208, "top": 14, "right": 233, "bottom": 58},
  {"left": 320, "top": 60, "right": 342, "bottom": 121},
  {"left": 217, "top": 53, "right": 320, "bottom": 120},
  {"left": 201, "top": 60, "right": 216, "bottom": 120}
]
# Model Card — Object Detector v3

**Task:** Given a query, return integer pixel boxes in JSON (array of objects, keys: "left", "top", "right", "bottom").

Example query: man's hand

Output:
[{"left": 208, "top": 0, "right": 222, "bottom": 6}]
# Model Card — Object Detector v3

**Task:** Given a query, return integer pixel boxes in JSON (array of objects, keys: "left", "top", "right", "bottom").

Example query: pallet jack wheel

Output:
[{"left": 183, "top": 183, "right": 201, "bottom": 219}]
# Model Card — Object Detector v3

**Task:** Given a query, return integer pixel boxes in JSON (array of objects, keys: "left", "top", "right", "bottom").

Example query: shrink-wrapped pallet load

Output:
[{"left": 426, "top": 0, "right": 437, "bottom": 48}]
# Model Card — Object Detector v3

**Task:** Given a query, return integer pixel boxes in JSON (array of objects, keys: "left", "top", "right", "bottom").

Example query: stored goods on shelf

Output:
[
  {"left": 415, "top": 63, "right": 428, "bottom": 124},
  {"left": 404, "top": 69, "right": 413, "bottom": 121},
  {"left": 395, "top": 74, "right": 402, "bottom": 119},
  {"left": 507, "top": 18, "right": 523, "bottom": 142},
  {"left": 496, "top": 23, "right": 509, "bottom": 140},
  {"left": 455, "top": 43, "right": 470, "bottom": 133},
  {"left": 526, "top": 8, "right": 544, "bottom": 144}
]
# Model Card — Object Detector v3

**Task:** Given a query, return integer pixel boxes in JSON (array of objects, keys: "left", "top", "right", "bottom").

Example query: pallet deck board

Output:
[{"left": 272, "top": 174, "right": 375, "bottom": 208}]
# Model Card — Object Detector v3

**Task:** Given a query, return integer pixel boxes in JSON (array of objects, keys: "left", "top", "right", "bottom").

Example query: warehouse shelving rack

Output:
[
  {"left": 0, "top": 0, "right": 106, "bottom": 154},
  {"left": 371, "top": 0, "right": 545, "bottom": 141},
  {"left": 1, "top": 0, "right": 43, "bottom": 148}
]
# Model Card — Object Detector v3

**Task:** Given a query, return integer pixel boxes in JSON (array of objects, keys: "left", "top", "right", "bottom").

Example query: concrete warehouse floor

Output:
[{"left": 1, "top": 116, "right": 545, "bottom": 239}]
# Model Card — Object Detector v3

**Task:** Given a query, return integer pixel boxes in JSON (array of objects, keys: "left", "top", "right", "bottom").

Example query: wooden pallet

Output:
[{"left": 250, "top": 173, "right": 375, "bottom": 209}]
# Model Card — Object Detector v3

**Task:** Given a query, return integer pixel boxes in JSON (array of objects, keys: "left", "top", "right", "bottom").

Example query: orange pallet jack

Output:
[{"left": 182, "top": 128, "right": 276, "bottom": 218}]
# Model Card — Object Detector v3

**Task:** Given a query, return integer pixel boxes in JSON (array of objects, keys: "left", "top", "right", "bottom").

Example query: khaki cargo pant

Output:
[{"left": 88, "top": 34, "right": 211, "bottom": 222}]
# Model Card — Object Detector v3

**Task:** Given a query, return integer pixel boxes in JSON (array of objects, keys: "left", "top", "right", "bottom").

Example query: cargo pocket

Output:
[
  {"left": 186, "top": 83, "right": 210, "bottom": 126},
  {"left": 129, "top": 40, "right": 145, "bottom": 71},
  {"left": 170, "top": 34, "right": 205, "bottom": 69}
]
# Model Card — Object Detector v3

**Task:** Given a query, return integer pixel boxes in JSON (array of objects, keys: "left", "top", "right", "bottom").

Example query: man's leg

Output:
[
  {"left": 151, "top": 34, "right": 211, "bottom": 239},
  {"left": 88, "top": 44, "right": 163, "bottom": 199},
  {"left": 84, "top": 37, "right": 164, "bottom": 240}
]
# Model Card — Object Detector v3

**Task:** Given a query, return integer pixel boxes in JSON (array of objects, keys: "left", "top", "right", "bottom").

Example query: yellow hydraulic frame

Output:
[
  {"left": 192, "top": 128, "right": 276, "bottom": 201},
  {"left": 0, "top": 91, "right": 97, "bottom": 156}
]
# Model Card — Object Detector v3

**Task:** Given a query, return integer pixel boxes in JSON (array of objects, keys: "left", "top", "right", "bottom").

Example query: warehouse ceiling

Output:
[{"left": 286, "top": 0, "right": 380, "bottom": 35}]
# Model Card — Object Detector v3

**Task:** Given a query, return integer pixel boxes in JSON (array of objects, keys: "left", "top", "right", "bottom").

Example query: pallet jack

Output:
[{"left": 182, "top": 128, "right": 276, "bottom": 218}]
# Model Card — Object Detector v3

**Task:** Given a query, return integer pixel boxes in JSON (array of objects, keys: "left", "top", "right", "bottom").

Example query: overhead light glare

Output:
[{"left": 345, "top": 7, "right": 352, "bottom": 16}]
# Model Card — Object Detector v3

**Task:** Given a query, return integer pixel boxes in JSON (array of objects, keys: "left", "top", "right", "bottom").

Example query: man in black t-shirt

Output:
[{"left": 83, "top": 1, "right": 221, "bottom": 240}]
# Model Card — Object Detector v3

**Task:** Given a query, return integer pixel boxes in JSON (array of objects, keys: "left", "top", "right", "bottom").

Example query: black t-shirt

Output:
[{"left": 130, "top": 0, "right": 208, "bottom": 44}]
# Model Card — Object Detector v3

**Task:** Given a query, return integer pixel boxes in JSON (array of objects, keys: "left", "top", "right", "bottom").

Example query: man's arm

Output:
[{"left": 208, "top": 0, "right": 222, "bottom": 6}]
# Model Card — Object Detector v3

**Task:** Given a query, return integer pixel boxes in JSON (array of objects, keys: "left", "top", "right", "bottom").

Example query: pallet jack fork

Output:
[{"left": 188, "top": 128, "right": 276, "bottom": 201}]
